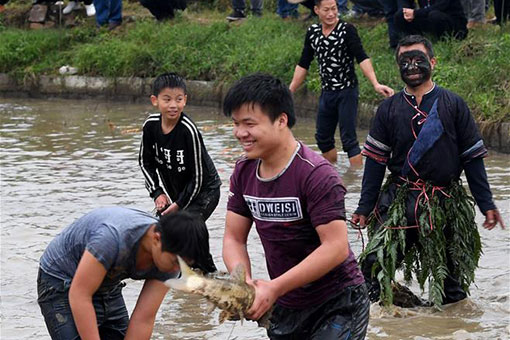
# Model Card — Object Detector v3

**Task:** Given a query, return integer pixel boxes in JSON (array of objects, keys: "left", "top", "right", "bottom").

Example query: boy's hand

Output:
[
  {"left": 161, "top": 202, "right": 179, "bottom": 216},
  {"left": 155, "top": 194, "right": 170, "bottom": 211}
]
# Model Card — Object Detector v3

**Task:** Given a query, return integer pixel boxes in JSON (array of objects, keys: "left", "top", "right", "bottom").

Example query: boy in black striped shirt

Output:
[{"left": 139, "top": 73, "right": 221, "bottom": 271}]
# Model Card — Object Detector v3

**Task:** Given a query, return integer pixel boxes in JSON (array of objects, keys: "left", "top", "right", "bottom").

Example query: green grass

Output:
[{"left": 1, "top": 1, "right": 509, "bottom": 122}]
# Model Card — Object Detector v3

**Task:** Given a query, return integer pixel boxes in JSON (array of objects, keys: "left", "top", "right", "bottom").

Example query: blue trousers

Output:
[
  {"left": 37, "top": 269, "right": 129, "bottom": 340},
  {"left": 94, "top": 0, "right": 122, "bottom": 26},
  {"left": 276, "top": 0, "right": 298, "bottom": 18},
  {"left": 316, "top": 87, "right": 361, "bottom": 158}
]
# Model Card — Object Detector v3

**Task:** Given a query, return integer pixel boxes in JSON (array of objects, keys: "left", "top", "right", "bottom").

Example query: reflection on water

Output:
[{"left": 1, "top": 98, "right": 509, "bottom": 340}]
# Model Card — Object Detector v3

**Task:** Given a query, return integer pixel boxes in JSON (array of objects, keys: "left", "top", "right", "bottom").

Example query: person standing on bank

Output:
[
  {"left": 351, "top": 35, "right": 505, "bottom": 307},
  {"left": 289, "top": 0, "right": 394, "bottom": 167},
  {"left": 223, "top": 73, "right": 369, "bottom": 339},
  {"left": 38, "top": 207, "right": 215, "bottom": 340},
  {"left": 95, "top": 0, "right": 123, "bottom": 30},
  {"left": 139, "top": 72, "right": 221, "bottom": 272},
  {"left": 62, "top": 0, "right": 96, "bottom": 17}
]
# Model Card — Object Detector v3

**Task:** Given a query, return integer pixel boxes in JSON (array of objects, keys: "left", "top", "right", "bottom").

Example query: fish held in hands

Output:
[{"left": 165, "top": 256, "right": 271, "bottom": 327}]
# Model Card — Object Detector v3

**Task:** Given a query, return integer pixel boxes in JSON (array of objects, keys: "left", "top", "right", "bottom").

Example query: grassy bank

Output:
[{"left": 1, "top": 0, "right": 509, "bottom": 122}]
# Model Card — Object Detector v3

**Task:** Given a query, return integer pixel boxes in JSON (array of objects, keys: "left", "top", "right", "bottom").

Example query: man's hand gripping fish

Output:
[{"left": 165, "top": 256, "right": 271, "bottom": 328}]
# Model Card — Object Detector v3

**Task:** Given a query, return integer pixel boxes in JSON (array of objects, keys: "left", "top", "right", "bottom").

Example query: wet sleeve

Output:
[
  {"left": 305, "top": 165, "right": 347, "bottom": 227},
  {"left": 355, "top": 158, "right": 387, "bottom": 216},
  {"left": 361, "top": 100, "right": 392, "bottom": 164},
  {"left": 464, "top": 158, "right": 496, "bottom": 213},
  {"left": 175, "top": 121, "right": 204, "bottom": 209},
  {"left": 345, "top": 24, "right": 369, "bottom": 64},
  {"left": 86, "top": 226, "right": 119, "bottom": 271},
  {"left": 139, "top": 122, "right": 164, "bottom": 200},
  {"left": 454, "top": 96, "right": 488, "bottom": 163},
  {"left": 226, "top": 162, "right": 252, "bottom": 218},
  {"left": 298, "top": 28, "right": 315, "bottom": 70}
]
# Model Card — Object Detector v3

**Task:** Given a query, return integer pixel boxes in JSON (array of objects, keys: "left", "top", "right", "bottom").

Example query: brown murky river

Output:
[{"left": 1, "top": 98, "right": 509, "bottom": 340}]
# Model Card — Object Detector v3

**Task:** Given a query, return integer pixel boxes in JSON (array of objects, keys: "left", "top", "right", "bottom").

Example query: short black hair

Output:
[
  {"left": 152, "top": 72, "right": 187, "bottom": 96},
  {"left": 155, "top": 211, "right": 212, "bottom": 272},
  {"left": 395, "top": 35, "right": 434, "bottom": 61},
  {"left": 314, "top": 0, "right": 331, "bottom": 6},
  {"left": 223, "top": 73, "right": 296, "bottom": 128}
]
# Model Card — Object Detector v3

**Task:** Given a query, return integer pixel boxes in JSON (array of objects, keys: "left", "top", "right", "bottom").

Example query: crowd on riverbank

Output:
[{"left": 1, "top": 0, "right": 508, "bottom": 35}]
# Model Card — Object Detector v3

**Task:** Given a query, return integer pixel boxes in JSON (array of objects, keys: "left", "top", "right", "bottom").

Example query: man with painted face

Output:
[{"left": 351, "top": 35, "right": 505, "bottom": 307}]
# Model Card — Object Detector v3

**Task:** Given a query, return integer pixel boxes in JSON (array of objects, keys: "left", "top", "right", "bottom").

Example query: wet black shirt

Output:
[
  {"left": 139, "top": 112, "right": 221, "bottom": 209},
  {"left": 357, "top": 85, "right": 494, "bottom": 215}
]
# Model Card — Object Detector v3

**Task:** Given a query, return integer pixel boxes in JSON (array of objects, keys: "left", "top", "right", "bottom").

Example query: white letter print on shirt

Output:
[
  {"left": 243, "top": 195, "right": 303, "bottom": 222},
  {"left": 176, "top": 150, "right": 185, "bottom": 164},
  {"left": 163, "top": 148, "right": 171, "bottom": 163}
]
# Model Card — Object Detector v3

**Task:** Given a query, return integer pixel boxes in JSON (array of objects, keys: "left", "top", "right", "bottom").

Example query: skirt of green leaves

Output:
[{"left": 359, "top": 180, "right": 482, "bottom": 307}]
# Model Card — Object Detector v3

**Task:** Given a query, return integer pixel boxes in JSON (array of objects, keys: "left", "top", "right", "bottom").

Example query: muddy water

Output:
[{"left": 1, "top": 98, "right": 508, "bottom": 340}]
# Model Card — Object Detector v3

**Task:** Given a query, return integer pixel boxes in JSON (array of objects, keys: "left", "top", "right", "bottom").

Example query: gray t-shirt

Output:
[{"left": 40, "top": 207, "right": 178, "bottom": 290}]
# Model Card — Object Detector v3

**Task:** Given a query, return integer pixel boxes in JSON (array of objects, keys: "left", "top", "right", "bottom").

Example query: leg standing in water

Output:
[
  {"left": 222, "top": 74, "right": 369, "bottom": 339},
  {"left": 352, "top": 35, "right": 505, "bottom": 307},
  {"left": 289, "top": 0, "right": 393, "bottom": 167},
  {"left": 139, "top": 73, "right": 222, "bottom": 272}
]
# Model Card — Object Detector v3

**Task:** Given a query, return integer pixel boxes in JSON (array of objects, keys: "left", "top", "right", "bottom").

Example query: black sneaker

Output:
[
  {"left": 226, "top": 10, "right": 246, "bottom": 21},
  {"left": 108, "top": 21, "right": 121, "bottom": 31}
]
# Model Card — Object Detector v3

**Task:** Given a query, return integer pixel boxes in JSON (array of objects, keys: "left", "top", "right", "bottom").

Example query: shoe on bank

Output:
[
  {"left": 226, "top": 10, "right": 246, "bottom": 21},
  {"left": 62, "top": 1, "right": 78, "bottom": 14},
  {"left": 85, "top": 3, "right": 95, "bottom": 16},
  {"left": 108, "top": 21, "right": 121, "bottom": 30}
]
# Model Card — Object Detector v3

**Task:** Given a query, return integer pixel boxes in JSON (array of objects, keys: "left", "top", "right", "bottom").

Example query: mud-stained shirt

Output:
[
  {"left": 39, "top": 207, "right": 178, "bottom": 291},
  {"left": 227, "top": 142, "right": 364, "bottom": 309}
]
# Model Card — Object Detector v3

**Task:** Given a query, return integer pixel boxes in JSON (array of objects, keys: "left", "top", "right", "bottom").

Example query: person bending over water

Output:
[{"left": 38, "top": 208, "right": 215, "bottom": 340}]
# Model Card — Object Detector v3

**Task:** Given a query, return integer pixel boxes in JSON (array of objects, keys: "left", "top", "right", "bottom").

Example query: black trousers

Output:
[
  {"left": 394, "top": 9, "right": 468, "bottom": 40},
  {"left": 33, "top": 0, "right": 92, "bottom": 4},
  {"left": 268, "top": 284, "right": 370, "bottom": 340},
  {"left": 139, "top": 0, "right": 186, "bottom": 20},
  {"left": 494, "top": 0, "right": 509, "bottom": 23},
  {"left": 361, "top": 182, "right": 468, "bottom": 305}
]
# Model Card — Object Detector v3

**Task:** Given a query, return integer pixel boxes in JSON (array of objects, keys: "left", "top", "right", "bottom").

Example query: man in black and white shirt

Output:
[{"left": 290, "top": 0, "right": 394, "bottom": 167}]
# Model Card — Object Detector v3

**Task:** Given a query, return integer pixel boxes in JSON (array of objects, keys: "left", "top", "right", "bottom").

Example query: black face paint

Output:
[{"left": 398, "top": 50, "right": 432, "bottom": 88}]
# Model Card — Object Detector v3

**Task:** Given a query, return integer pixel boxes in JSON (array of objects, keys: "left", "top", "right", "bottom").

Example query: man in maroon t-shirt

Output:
[{"left": 222, "top": 73, "right": 369, "bottom": 339}]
